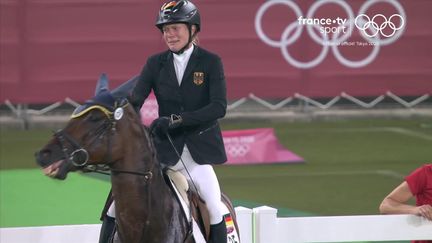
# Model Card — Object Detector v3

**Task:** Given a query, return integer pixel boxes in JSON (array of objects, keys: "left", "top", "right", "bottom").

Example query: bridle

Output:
[{"left": 53, "top": 105, "right": 154, "bottom": 182}]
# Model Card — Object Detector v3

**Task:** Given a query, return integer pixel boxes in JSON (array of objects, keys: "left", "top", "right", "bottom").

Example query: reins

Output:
[
  {"left": 165, "top": 132, "right": 200, "bottom": 195},
  {"left": 82, "top": 165, "right": 153, "bottom": 181}
]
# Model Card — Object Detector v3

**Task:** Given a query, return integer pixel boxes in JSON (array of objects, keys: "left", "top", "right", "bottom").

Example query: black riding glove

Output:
[{"left": 150, "top": 114, "right": 182, "bottom": 138}]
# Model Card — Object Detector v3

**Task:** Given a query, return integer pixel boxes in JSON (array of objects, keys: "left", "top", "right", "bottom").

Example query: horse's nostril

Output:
[
  {"left": 35, "top": 149, "right": 53, "bottom": 166},
  {"left": 36, "top": 149, "right": 49, "bottom": 158}
]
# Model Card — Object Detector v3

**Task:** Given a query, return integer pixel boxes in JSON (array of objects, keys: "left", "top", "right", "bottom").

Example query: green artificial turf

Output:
[{"left": 0, "top": 169, "right": 110, "bottom": 227}]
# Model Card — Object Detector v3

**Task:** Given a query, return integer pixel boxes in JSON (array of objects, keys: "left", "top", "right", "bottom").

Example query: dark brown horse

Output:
[{"left": 35, "top": 75, "right": 239, "bottom": 243}]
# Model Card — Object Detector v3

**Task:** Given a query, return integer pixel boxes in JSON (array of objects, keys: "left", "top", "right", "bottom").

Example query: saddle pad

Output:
[
  {"left": 166, "top": 169, "right": 189, "bottom": 207},
  {"left": 167, "top": 175, "right": 206, "bottom": 243}
]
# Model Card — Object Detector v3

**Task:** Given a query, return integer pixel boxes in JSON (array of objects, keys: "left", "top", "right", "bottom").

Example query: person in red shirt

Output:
[{"left": 379, "top": 164, "right": 432, "bottom": 242}]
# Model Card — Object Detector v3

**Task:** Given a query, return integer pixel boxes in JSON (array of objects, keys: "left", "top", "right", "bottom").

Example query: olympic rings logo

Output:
[
  {"left": 226, "top": 144, "right": 250, "bottom": 158},
  {"left": 255, "top": 0, "right": 407, "bottom": 69},
  {"left": 355, "top": 14, "right": 405, "bottom": 38}
]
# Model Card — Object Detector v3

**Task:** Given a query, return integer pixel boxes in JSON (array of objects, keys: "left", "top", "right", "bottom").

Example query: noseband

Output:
[{"left": 55, "top": 130, "right": 91, "bottom": 167}]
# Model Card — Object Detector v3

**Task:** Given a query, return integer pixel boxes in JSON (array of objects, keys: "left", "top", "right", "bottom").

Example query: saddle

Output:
[{"left": 164, "top": 169, "right": 211, "bottom": 241}]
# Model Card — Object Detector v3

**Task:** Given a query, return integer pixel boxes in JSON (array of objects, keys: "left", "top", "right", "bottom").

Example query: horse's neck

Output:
[
  {"left": 109, "top": 123, "right": 191, "bottom": 242},
  {"left": 111, "top": 128, "right": 164, "bottom": 184},
  {"left": 110, "top": 128, "right": 170, "bottom": 204},
  {"left": 109, "top": 131, "right": 177, "bottom": 242},
  {"left": 113, "top": 136, "right": 154, "bottom": 173}
]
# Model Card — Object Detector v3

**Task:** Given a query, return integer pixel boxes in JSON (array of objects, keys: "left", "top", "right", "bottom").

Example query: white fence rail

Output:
[
  {"left": 1, "top": 206, "right": 432, "bottom": 243},
  {"left": 0, "top": 224, "right": 101, "bottom": 243},
  {"left": 248, "top": 206, "right": 432, "bottom": 243}
]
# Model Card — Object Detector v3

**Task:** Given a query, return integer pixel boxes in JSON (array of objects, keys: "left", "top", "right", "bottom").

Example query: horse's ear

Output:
[
  {"left": 116, "top": 97, "right": 129, "bottom": 108},
  {"left": 95, "top": 73, "right": 110, "bottom": 96},
  {"left": 111, "top": 75, "right": 139, "bottom": 99}
]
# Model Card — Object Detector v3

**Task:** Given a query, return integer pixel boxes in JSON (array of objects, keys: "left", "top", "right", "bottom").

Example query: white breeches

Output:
[
  {"left": 107, "top": 145, "right": 225, "bottom": 225},
  {"left": 169, "top": 145, "right": 225, "bottom": 225}
]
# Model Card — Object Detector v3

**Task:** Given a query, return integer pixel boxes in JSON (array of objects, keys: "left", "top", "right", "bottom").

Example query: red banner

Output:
[
  {"left": 1, "top": 0, "right": 431, "bottom": 104},
  {"left": 222, "top": 128, "right": 304, "bottom": 165},
  {"left": 140, "top": 93, "right": 159, "bottom": 126}
]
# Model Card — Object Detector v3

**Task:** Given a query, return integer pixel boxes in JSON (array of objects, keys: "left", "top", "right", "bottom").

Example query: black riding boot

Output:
[
  {"left": 209, "top": 219, "right": 227, "bottom": 243},
  {"left": 99, "top": 215, "right": 116, "bottom": 243}
]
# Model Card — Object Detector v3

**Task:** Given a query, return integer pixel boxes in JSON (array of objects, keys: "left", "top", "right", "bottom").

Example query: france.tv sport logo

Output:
[
  {"left": 255, "top": 0, "right": 407, "bottom": 69},
  {"left": 297, "top": 13, "right": 405, "bottom": 38}
]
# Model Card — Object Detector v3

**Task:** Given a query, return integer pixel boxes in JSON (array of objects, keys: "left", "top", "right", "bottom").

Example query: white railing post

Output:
[
  {"left": 235, "top": 206, "right": 253, "bottom": 243},
  {"left": 253, "top": 206, "right": 278, "bottom": 243}
]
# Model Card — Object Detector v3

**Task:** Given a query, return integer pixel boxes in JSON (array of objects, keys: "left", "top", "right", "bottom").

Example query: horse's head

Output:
[{"left": 35, "top": 74, "right": 141, "bottom": 179}]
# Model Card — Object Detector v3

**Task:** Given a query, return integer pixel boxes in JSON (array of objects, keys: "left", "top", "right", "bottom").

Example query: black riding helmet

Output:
[{"left": 156, "top": 0, "right": 201, "bottom": 54}]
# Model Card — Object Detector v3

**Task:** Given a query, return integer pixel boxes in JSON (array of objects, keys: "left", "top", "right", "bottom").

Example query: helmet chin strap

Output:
[{"left": 171, "top": 24, "right": 195, "bottom": 55}]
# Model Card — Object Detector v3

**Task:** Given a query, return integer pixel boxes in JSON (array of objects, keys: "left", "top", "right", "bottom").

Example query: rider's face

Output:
[{"left": 162, "top": 23, "right": 191, "bottom": 52}]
